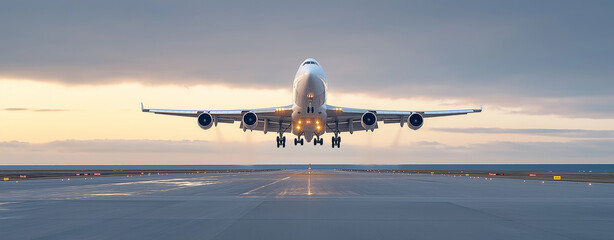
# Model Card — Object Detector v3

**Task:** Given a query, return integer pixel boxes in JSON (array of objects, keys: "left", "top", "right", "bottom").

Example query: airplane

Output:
[{"left": 142, "top": 58, "right": 481, "bottom": 148}]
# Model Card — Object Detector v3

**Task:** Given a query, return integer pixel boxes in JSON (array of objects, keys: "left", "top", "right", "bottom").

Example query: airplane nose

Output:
[
  {"left": 296, "top": 68, "right": 325, "bottom": 97},
  {"left": 305, "top": 70, "right": 321, "bottom": 87}
]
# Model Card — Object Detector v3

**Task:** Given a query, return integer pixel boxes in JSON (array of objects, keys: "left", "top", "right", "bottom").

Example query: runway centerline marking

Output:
[
  {"left": 308, "top": 173, "right": 312, "bottom": 196},
  {"left": 241, "top": 176, "right": 290, "bottom": 195}
]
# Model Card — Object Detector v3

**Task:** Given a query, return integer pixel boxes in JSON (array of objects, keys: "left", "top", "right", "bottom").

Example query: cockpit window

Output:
[{"left": 303, "top": 61, "right": 318, "bottom": 66}]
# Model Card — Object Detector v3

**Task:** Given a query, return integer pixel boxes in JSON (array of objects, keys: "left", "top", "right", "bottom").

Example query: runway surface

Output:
[{"left": 1, "top": 170, "right": 614, "bottom": 240}]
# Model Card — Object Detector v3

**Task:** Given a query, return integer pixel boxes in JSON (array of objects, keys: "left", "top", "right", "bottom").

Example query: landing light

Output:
[
  {"left": 297, "top": 126, "right": 301, "bottom": 130},
  {"left": 298, "top": 120, "right": 302, "bottom": 124}
]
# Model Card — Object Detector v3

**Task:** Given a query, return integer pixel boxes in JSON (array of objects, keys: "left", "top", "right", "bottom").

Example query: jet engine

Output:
[
  {"left": 197, "top": 113, "right": 214, "bottom": 130},
  {"left": 361, "top": 112, "right": 377, "bottom": 131},
  {"left": 242, "top": 112, "right": 258, "bottom": 130},
  {"left": 407, "top": 113, "right": 424, "bottom": 130}
]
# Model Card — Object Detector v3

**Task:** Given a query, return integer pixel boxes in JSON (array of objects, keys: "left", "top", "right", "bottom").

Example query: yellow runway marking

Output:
[{"left": 241, "top": 177, "right": 290, "bottom": 195}]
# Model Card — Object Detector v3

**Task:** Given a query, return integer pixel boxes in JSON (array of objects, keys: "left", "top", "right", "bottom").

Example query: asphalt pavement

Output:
[{"left": 1, "top": 169, "right": 613, "bottom": 240}]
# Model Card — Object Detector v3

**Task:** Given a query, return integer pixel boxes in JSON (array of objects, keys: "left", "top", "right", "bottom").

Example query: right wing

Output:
[
  {"left": 325, "top": 104, "right": 482, "bottom": 133},
  {"left": 141, "top": 103, "right": 294, "bottom": 133}
]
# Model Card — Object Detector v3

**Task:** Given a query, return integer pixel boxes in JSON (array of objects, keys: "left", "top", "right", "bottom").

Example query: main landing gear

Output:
[
  {"left": 294, "top": 137, "right": 304, "bottom": 146},
  {"left": 276, "top": 135, "right": 286, "bottom": 148},
  {"left": 313, "top": 137, "right": 323, "bottom": 146},
  {"left": 331, "top": 134, "right": 341, "bottom": 148}
]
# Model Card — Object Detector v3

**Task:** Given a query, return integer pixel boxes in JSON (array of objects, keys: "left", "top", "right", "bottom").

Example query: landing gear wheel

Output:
[
  {"left": 331, "top": 136, "right": 341, "bottom": 148},
  {"left": 300, "top": 138, "right": 304, "bottom": 145},
  {"left": 294, "top": 138, "right": 298, "bottom": 146},
  {"left": 276, "top": 135, "right": 286, "bottom": 148},
  {"left": 313, "top": 137, "right": 323, "bottom": 146}
]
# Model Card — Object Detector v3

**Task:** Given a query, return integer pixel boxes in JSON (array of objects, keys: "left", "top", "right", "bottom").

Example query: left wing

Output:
[
  {"left": 141, "top": 103, "right": 294, "bottom": 133},
  {"left": 325, "top": 104, "right": 482, "bottom": 132}
]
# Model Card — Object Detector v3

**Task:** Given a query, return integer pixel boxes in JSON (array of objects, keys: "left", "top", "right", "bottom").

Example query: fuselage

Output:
[{"left": 291, "top": 58, "right": 327, "bottom": 142}]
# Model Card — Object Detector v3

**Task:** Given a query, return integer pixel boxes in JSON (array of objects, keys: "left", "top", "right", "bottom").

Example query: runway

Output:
[{"left": 1, "top": 170, "right": 614, "bottom": 240}]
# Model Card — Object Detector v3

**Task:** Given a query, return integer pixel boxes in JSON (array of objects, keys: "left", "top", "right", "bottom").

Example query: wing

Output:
[
  {"left": 325, "top": 104, "right": 482, "bottom": 133},
  {"left": 141, "top": 103, "right": 294, "bottom": 133}
]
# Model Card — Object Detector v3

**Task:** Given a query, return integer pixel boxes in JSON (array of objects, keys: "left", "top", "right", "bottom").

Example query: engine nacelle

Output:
[
  {"left": 407, "top": 113, "right": 424, "bottom": 130},
  {"left": 242, "top": 112, "right": 258, "bottom": 130},
  {"left": 361, "top": 112, "right": 377, "bottom": 131},
  {"left": 197, "top": 113, "right": 214, "bottom": 130}
]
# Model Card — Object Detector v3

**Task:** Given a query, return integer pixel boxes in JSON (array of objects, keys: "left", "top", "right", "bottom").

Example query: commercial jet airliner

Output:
[{"left": 142, "top": 58, "right": 481, "bottom": 148}]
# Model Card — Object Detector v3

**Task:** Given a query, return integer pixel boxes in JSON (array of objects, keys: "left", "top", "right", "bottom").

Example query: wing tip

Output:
[
  {"left": 475, "top": 104, "right": 483, "bottom": 112},
  {"left": 141, "top": 102, "right": 149, "bottom": 112}
]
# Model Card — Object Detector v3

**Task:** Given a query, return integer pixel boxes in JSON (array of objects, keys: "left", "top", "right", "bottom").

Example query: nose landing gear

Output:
[
  {"left": 313, "top": 137, "right": 324, "bottom": 146},
  {"left": 294, "top": 137, "right": 304, "bottom": 146}
]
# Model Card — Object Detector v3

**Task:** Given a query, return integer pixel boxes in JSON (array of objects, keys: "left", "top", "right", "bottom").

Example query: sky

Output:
[{"left": 1, "top": 0, "right": 613, "bottom": 165}]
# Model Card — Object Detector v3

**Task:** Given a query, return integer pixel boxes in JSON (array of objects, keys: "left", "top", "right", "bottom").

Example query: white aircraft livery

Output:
[{"left": 142, "top": 58, "right": 482, "bottom": 148}]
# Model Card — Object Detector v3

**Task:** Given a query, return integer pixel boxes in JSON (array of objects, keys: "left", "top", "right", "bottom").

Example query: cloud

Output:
[
  {"left": 1, "top": 139, "right": 613, "bottom": 164},
  {"left": 1, "top": 1, "right": 614, "bottom": 117},
  {"left": 433, "top": 128, "right": 614, "bottom": 139},
  {"left": 0, "top": 140, "right": 215, "bottom": 153},
  {"left": 33, "top": 109, "right": 68, "bottom": 112},
  {"left": 46, "top": 139, "right": 214, "bottom": 153},
  {"left": 2, "top": 108, "right": 69, "bottom": 112}
]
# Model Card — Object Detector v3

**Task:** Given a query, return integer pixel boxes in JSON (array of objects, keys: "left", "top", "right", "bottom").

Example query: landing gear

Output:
[
  {"left": 314, "top": 137, "right": 324, "bottom": 146},
  {"left": 294, "top": 137, "right": 304, "bottom": 146},
  {"left": 331, "top": 134, "right": 341, "bottom": 148},
  {"left": 276, "top": 135, "right": 286, "bottom": 148}
]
